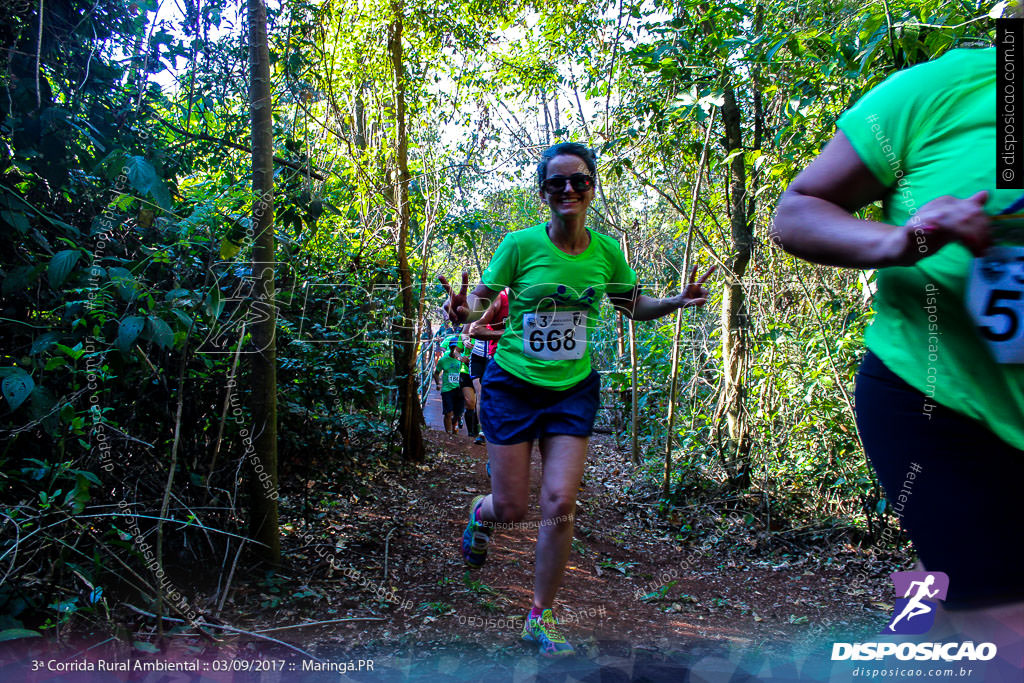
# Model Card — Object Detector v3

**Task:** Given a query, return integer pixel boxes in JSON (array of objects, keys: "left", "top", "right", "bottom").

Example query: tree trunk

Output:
[
  {"left": 388, "top": 0, "right": 425, "bottom": 462},
  {"left": 619, "top": 236, "right": 640, "bottom": 465},
  {"left": 614, "top": 311, "right": 624, "bottom": 448},
  {"left": 718, "top": 82, "right": 752, "bottom": 489},
  {"left": 748, "top": 4, "right": 764, "bottom": 223},
  {"left": 662, "top": 108, "right": 715, "bottom": 499},
  {"left": 246, "top": 0, "right": 280, "bottom": 565},
  {"left": 663, "top": 305, "right": 684, "bottom": 499},
  {"left": 354, "top": 88, "right": 367, "bottom": 150}
]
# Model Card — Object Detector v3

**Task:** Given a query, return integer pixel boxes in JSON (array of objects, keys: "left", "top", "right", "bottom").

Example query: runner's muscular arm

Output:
[{"left": 773, "top": 132, "right": 991, "bottom": 267}]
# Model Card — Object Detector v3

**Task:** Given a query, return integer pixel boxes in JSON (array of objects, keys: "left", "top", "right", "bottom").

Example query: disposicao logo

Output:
[
  {"left": 886, "top": 570, "right": 948, "bottom": 635},
  {"left": 831, "top": 571, "right": 997, "bottom": 662}
]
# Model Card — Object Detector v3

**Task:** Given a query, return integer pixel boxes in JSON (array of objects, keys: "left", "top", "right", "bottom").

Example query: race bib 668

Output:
[{"left": 522, "top": 310, "right": 586, "bottom": 360}]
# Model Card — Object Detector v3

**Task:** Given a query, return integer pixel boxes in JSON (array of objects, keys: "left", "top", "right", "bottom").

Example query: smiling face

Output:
[{"left": 540, "top": 154, "right": 594, "bottom": 221}]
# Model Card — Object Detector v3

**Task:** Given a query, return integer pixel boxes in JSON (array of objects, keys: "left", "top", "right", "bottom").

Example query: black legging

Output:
[{"left": 855, "top": 351, "right": 1024, "bottom": 609}]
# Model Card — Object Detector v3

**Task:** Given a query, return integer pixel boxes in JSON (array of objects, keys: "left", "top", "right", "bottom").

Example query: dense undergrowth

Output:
[{"left": 0, "top": 0, "right": 986, "bottom": 647}]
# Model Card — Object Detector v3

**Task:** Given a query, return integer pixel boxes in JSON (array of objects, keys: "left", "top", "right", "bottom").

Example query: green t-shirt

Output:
[
  {"left": 436, "top": 353, "right": 462, "bottom": 393},
  {"left": 838, "top": 46, "right": 1024, "bottom": 450},
  {"left": 454, "top": 336, "right": 470, "bottom": 374},
  {"left": 481, "top": 223, "right": 637, "bottom": 389}
]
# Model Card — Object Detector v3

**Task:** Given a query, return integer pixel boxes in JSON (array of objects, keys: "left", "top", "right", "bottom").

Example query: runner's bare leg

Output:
[
  {"left": 476, "top": 441, "right": 531, "bottom": 524},
  {"left": 533, "top": 435, "right": 588, "bottom": 609}
]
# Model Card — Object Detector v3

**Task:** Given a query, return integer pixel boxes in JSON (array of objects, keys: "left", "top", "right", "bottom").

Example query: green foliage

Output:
[
  {"left": 0, "top": 0, "right": 989, "bottom": 642},
  {"left": 419, "top": 601, "right": 454, "bottom": 615}
]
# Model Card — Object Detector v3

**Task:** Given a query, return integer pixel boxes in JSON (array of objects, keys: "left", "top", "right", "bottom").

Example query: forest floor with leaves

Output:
[
  {"left": 191, "top": 391, "right": 914, "bottom": 678},
  {"left": 4, "top": 393, "right": 919, "bottom": 681}
]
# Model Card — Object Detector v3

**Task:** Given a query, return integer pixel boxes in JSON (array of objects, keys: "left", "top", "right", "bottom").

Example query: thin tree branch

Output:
[
  {"left": 151, "top": 113, "right": 327, "bottom": 181},
  {"left": 124, "top": 604, "right": 323, "bottom": 661}
]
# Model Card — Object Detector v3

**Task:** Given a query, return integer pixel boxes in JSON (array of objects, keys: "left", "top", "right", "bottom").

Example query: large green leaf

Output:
[
  {"left": 107, "top": 267, "right": 138, "bottom": 301},
  {"left": 0, "top": 629, "right": 41, "bottom": 642},
  {"left": 169, "top": 308, "right": 193, "bottom": 329},
  {"left": 117, "top": 316, "right": 146, "bottom": 354},
  {"left": 1, "top": 210, "right": 30, "bottom": 234},
  {"left": 48, "top": 250, "right": 80, "bottom": 288},
  {"left": 219, "top": 237, "right": 241, "bottom": 260},
  {"left": 164, "top": 288, "right": 191, "bottom": 301},
  {"left": 2, "top": 369, "right": 35, "bottom": 412},
  {"left": 125, "top": 156, "right": 171, "bottom": 210},
  {"left": 146, "top": 316, "right": 175, "bottom": 349},
  {"left": 205, "top": 285, "right": 224, "bottom": 320},
  {"left": 30, "top": 332, "right": 60, "bottom": 355},
  {"left": 126, "top": 156, "right": 157, "bottom": 195},
  {"left": 29, "top": 385, "right": 58, "bottom": 435}
]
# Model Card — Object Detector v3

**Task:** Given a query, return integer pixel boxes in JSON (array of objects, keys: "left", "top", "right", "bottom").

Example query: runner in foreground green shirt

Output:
[
  {"left": 440, "top": 142, "right": 714, "bottom": 657},
  {"left": 834, "top": 46, "right": 1024, "bottom": 449},
  {"left": 773, "top": 46, "right": 1024, "bottom": 630}
]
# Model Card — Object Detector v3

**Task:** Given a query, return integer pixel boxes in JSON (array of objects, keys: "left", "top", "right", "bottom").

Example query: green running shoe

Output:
[
  {"left": 461, "top": 495, "right": 490, "bottom": 568},
  {"left": 521, "top": 608, "right": 575, "bottom": 657}
]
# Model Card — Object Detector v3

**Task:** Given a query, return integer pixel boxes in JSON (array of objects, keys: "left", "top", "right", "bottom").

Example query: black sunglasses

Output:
[{"left": 541, "top": 173, "right": 595, "bottom": 194}]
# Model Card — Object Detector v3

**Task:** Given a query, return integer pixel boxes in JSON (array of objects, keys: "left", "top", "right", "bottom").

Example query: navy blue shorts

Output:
[
  {"left": 470, "top": 354, "right": 488, "bottom": 379},
  {"left": 440, "top": 388, "right": 465, "bottom": 418},
  {"left": 478, "top": 360, "right": 600, "bottom": 445},
  {"left": 855, "top": 350, "right": 1024, "bottom": 609}
]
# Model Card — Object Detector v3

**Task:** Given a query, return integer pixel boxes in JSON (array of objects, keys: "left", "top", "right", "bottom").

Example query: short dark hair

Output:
[{"left": 537, "top": 142, "right": 597, "bottom": 189}]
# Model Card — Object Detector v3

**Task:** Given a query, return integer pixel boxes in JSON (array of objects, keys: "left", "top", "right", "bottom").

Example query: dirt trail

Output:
[{"left": 218, "top": 388, "right": 903, "bottom": 679}]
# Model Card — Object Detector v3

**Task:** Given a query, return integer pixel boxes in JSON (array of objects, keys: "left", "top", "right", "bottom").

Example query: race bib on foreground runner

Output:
[
  {"left": 448, "top": 372, "right": 460, "bottom": 385},
  {"left": 965, "top": 246, "right": 1024, "bottom": 363},
  {"left": 522, "top": 310, "right": 586, "bottom": 361}
]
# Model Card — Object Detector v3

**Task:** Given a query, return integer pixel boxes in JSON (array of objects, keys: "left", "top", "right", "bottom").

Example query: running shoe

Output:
[
  {"left": 521, "top": 608, "right": 575, "bottom": 657},
  {"left": 461, "top": 494, "right": 490, "bottom": 569},
  {"left": 474, "top": 433, "right": 486, "bottom": 445}
]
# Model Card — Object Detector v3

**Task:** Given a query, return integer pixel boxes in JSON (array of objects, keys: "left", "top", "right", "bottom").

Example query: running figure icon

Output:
[{"left": 887, "top": 574, "right": 940, "bottom": 632}]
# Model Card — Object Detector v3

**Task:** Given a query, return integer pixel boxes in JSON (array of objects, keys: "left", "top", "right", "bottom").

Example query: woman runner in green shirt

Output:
[{"left": 441, "top": 142, "right": 713, "bottom": 656}]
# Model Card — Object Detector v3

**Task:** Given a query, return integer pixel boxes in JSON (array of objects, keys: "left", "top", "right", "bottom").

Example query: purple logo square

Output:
[{"left": 883, "top": 571, "right": 949, "bottom": 635}]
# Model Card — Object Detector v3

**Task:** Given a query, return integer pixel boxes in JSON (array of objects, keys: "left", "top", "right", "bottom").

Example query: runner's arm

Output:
[
  {"left": 610, "top": 292, "right": 682, "bottom": 321},
  {"left": 610, "top": 266, "right": 713, "bottom": 321},
  {"left": 773, "top": 132, "right": 991, "bottom": 267},
  {"left": 469, "top": 324, "right": 505, "bottom": 341},
  {"left": 468, "top": 295, "right": 506, "bottom": 340},
  {"left": 461, "top": 284, "right": 498, "bottom": 324}
]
